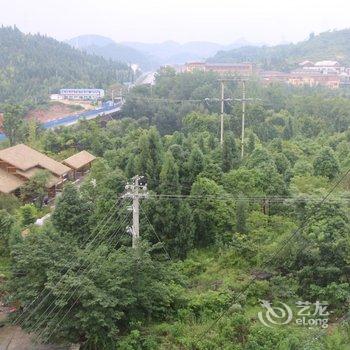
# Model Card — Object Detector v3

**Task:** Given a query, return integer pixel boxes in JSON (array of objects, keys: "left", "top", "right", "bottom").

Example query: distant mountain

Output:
[
  {"left": 209, "top": 29, "right": 350, "bottom": 71},
  {"left": 123, "top": 40, "right": 265, "bottom": 65},
  {"left": 0, "top": 27, "right": 132, "bottom": 105},
  {"left": 68, "top": 35, "right": 265, "bottom": 68},
  {"left": 68, "top": 34, "right": 115, "bottom": 48},
  {"left": 67, "top": 35, "right": 156, "bottom": 69},
  {"left": 123, "top": 40, "right": 225, "bottom": 64}
]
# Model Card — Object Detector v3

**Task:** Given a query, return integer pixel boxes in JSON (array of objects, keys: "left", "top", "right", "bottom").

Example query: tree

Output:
[
  {"left": 20, "top": 170, "right": 50, "bottom": 208},
  {"left": 186, "top": 146, "right": 205, "bottom": 185},
  {"left": 20, "top": 204, "right": 37, "bottom": 227},
  {"left": 283, "top": 117, "right": 294, "bottom": 140},
  {"left": 159, "top": 152, "right": 180, "bottom": 194},
  {"left": 10, "top": 235, "right": 184, "bottom": 347},
  {"left": 236, "top": 197, "right": 248, "bottom": 234},
  {"left": 313, "top": 147, "right": 340, "bottom": 180},
  {"left": 137, "top": 127, "right": 163, "bottom": 190},
  {"left": 0, "top": 210, "right": 15, "bottom": 252},
  {"left": 221, "top": 131, "right": 239, "bottom": 172},
  {"left": 51, "top": 184, "right": 91, "bottom": 241},
  {"left": 2, "top": 104, "right": 25, "bottom": 145},
  {"left": 191, "top": 177, "right": 234, "bottom": 246},
  {"left": 145, "top": 153, "right": 195, "bottom": 258}
]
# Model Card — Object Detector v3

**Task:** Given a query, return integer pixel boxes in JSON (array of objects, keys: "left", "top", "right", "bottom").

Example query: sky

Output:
[{"left": 1, "top": 0, "right": 350, "bottom": 45}]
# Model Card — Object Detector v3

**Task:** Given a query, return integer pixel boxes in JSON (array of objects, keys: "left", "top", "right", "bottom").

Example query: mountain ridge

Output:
[
  {"left": 209, "top": 29, "right": 350, "bottom": 70},
  {"left": 0, "top": 26, "right": 131, "bottom": 105},
  {"left": 68, "top": 34, "right": 265, "bottom": 67}
]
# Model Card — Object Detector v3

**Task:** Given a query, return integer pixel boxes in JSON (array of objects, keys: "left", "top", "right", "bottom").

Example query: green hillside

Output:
[
  {"left": 210, "top": 29, "right": 350, "bottom": 71},
  {"left": 0, "top": 26, "right": 132, "bottom": 106}
]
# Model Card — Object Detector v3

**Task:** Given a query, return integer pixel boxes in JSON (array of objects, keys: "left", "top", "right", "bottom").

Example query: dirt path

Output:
[{"left": 0, "top": 325, "right": 69, "bottom": 350}]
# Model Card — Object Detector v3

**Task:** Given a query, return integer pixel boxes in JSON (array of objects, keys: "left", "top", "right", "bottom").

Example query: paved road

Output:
[
  {"left": 135, "top": 71, "right": 156, "bottom": 85},
  {"left": 0, "top": 102, "right": 123, "bottom": 141}
]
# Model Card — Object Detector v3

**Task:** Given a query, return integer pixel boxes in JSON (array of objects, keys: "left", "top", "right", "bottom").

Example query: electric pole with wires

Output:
[
  {"left": 123, "top": 175, "right": 148, "bottom": 248},
  {"left": 205, "top": 79, "right": 234, "bottom": 146},
  {"left": 234, "top": 79, "right": 261, "bottom": 159}
]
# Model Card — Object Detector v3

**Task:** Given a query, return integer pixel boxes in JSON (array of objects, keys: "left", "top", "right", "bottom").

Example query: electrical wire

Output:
[
  {"left": 190, "top": 165, "right": 350, "bottom": 346},
  {"left": 140, "top": 205, "right": 171, "bottom": 260},
  {"left": 35, "top": 211, "right": 132, "bottom": 344},
  {"left": 13, "top": 195, "right": 125, "bottom": 328},
  {"left": 27, "top": 208, "right": 131, "bottom": 340}
]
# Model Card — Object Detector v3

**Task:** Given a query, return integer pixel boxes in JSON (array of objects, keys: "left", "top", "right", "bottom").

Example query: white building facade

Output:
[{"left": 59, "top": 89, "right": 105, "bottom": 101}]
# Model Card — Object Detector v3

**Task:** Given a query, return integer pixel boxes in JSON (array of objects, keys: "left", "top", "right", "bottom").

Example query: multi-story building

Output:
[
  {"left": 185, "top": 62, "right": 255, "bottom": 76},
  {"left": 58, "top": 89, "right": 105, "bottom": 101},
  {"left": 299, "top": 60, "right": 345, "bottom": 75},
  {"left": 288, "top": 70, "right": 340, "bottom": 89}
]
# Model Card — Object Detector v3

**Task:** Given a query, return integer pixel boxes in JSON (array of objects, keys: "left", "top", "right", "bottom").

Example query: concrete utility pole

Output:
[
  {"left": 241, "top": 80, "right": 246, "bottom": 159},
  {"left": 123, "top": 175, "right": 148, "bottom": 248},
  {"left": 205, "top": 80, "right": 234, "bottom": 147},
  {"left": 234, "top": 80, "right": 260, "bottom": 159},
  {"left": 220, "top": 81, "right": 225, "bottom": 145}
]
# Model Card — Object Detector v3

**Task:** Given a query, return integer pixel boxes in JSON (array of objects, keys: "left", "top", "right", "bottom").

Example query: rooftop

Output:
[
  {"left": 0, "top": 144, "right": 71, "bottom": 176},
  {"left": 314, "top": 60, "right": 340, "bottom": 67},
  {"left": 63, "top": 150, "right": 96, "bottom": 170},
  {"left": 0, "top": 168, "right": 24, "bottom": 194}
]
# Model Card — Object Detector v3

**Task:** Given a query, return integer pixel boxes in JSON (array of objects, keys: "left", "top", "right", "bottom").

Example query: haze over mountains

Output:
[
  {"left": 67, "top": 35, "right": 264, "bottom": 69},
  {"left": 210, "top": 29, "right": 350, "bottom": 71}
]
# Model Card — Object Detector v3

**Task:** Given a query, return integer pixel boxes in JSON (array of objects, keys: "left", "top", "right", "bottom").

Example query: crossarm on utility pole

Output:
[{"left": 122, "top": 175, "right": 148, "bottom": 249}]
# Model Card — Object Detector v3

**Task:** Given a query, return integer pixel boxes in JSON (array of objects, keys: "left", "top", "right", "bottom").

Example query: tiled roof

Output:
[
  {"left": 0, "top": 144, "right": 71, "bottom": 176},
  {"left": 63, "top": 150, "right": 96, "bottom": 170},
  {"left": 0, "top": 168, "right": 24, "bottom": 193}
]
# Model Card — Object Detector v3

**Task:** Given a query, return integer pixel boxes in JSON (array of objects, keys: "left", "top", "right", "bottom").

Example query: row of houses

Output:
[
  {"left": 0, "top": 144, "right": 96, "bottom": 196},
  {"left": 184, "top": 62, "right": 255, "bottom": 77},
  {"left": 184, "top": 60, "right": 348, "bottom": 89}
]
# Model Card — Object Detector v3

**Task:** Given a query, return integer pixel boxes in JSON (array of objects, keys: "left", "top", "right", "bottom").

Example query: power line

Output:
[
  {"left": 12, "top": 180, "right": 129, "bottom": 327},
  {"left": 13, "top": 200, "right": 121, "bottom": 328},
  {"left": 32, "top": 210, "right": 132, "bottom": 343},
  {"left": 140, "top": 205, "right": 171, "bottom": 261},
  {"left": 191, "top": 165, "right": 350, "bottom": 346}
]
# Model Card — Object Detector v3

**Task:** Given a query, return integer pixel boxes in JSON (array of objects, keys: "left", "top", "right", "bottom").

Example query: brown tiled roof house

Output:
[
  {"left": 63, "top": 150, "right": 96, "bottom": 180},
  {"left": 0, "top": 144, "right": 71, "bottom": 195}
]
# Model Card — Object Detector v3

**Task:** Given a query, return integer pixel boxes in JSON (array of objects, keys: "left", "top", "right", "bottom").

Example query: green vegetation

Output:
[
  {"left": 0, "top": 26, "right": 133, "bottom": 106},
  {"left": 210, "top": 28, "right": 350, "bottom": 70},
  {"left": 1, "top": 71, "right": 350, "bottom": 349}
]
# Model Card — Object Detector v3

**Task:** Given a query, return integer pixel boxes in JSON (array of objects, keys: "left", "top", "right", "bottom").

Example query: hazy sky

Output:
[{"left": 1, "top": 0, "right": 349, "bottom": 44}]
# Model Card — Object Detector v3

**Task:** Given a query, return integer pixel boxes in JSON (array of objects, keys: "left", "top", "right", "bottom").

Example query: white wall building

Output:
[{"left": 59, "top": 89, "right": 105, "bottom": 101}]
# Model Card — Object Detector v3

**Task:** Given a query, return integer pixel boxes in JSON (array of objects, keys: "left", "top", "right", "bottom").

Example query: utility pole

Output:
[
  {"left": 220, "top": 81, "right": 225, "bottom": 145},
  {"left": 123, "top": 176, "right": 148, "bottom": 249},
  {"left": 234, "top": 79, "right": 260, "bottom": 159},
  {"left": 206, "top": 78, "right": 259, "bottom": 152},
  {"left": 241, "top": 80, "right": 246, "bottom": 159},
  {"left": 205, "top": 79, "right": 234, "bottom": 147}
]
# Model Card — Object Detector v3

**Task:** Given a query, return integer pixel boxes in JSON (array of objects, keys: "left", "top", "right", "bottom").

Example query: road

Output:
[
  {"left": 0, "top": 102, "right": 123, "bottom": 141},
  {"left": 135, "top": 71, "right": 156, "bottom": 85}
]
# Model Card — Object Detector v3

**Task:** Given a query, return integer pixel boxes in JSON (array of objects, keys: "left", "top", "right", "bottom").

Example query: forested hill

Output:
[
  {"left": 210, "top": 29, "right": 350, "bottom": 71},
  {"left": 0, "top": 26, "right": 132, "bottom": 105}
]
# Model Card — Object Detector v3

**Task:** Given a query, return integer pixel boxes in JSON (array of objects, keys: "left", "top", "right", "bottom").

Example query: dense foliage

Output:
[
  {"left": 0, "top": 26, "right": 133, "bottom": 106},
  {"left": 210, "top": 28, "right": 350, "bottom": 71},
  {"left": 1, "top": 71, "right": 350, "bottom": 349}
]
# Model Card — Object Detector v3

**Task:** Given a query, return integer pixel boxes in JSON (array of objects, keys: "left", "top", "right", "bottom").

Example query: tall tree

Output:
[
  {"left": 313, "top": 147, "right": 340, "bottom": 180},
  {"left": 236, "top": 197, "right": 248, "bottom": 234},
  {"left": 159, "top": 152, "right": 180, "bottom": 194},
  {"left": 187, "top": 146, "right": 205, "bottom": 185},
  {"left": 221, "top": 131, "right": 239, "bottom": 172},
  {"left": 51, "top": 184, "right": 91, "bottom": 241},
  {"left": 137, "top": 127, "right": 163, "bottom": 190},
  {"left": 20, "top": 170, "right": 50, "bottom": 208},
  {"left": 2, "top": 104, "right": 25, "bottom": 145}
]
